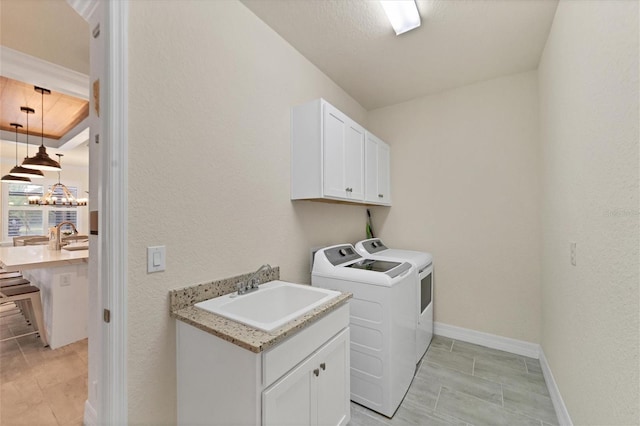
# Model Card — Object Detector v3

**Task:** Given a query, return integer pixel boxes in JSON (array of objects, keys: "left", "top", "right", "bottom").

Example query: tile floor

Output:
[
  {"left": 1, "top": 303, "right": 558, "bottom": 426},
  {"left": 0, "top": 303, "right": 87, "bottom": 426},
  {"left": 349, "top": 335, "right": 559, "bottom": 426}
]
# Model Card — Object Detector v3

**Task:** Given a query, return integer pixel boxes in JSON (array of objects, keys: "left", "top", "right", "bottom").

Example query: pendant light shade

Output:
[
  {"left": 10, "top": 108, "right": 44, "bottom": 179},
  {"left": 21, "top": 86, "right": 61, "bottom": 172},
  {"left": 1, "top": 174, "right": 32, "bottom": 184},
  {"left": 2, "top": 123, "right": 31, "bottom": 183}
]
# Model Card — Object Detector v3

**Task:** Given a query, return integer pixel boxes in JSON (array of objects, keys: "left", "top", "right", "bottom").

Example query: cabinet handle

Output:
[
  {"left": 378, "top": 194, "right": 383, "bottom": 198},
  {"left": 345, "top": 187, "right": 352, "bottom": 193},
  {"left": 320, "top": 363, "right": 326, "bottom": 371},
  {"left": 313, "top": 368, "right": 320, "bottom": 377}
]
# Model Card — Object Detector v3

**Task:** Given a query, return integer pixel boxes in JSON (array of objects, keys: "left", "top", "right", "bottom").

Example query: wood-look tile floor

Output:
[
  {"left": 349, "top": 336, "right": 559, "bottom": 426},
  {"left": 0, "top": 304, "right": 87, "bottom": 426}
]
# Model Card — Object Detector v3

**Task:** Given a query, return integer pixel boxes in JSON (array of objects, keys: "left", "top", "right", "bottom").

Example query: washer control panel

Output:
[{"left": 325, "top": 245, "right": 362, "bottom": 266}]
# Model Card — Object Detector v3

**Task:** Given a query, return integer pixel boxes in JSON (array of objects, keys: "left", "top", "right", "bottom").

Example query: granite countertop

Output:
[{"left": 169, "top": 267, "right": 351, "bottom": 353}]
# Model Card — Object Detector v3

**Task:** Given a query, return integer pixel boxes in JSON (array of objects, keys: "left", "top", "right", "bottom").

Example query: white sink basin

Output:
[{"left": 194, "top": 280, "right": 341, "bottom": 332}]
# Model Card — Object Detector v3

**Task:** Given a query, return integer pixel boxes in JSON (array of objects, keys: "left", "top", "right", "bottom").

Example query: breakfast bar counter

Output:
[
  {"left": 0, "top": 244, "right": 89, "bottom": 349},
  {"left": 0, "top": 244, "right": 88, "bottom": 272}
]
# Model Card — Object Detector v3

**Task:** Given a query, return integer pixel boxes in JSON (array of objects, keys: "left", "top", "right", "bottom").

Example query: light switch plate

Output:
[{"left": 147, "top": 246, "right": 166, "bottom": 273}]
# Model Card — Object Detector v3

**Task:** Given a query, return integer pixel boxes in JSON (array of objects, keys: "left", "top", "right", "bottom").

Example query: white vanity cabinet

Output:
[
  {"left": 177, "top": 303, "right": 350, "bottom": 426},
  {"left": 291, "top": 99, "right": 365, "bottom": 203},
  {"left": 364, "top": 132, "right": 391, "bottom": 205},
  {"left": 262, "top": 328, "right": 349, "bottom": 426}
]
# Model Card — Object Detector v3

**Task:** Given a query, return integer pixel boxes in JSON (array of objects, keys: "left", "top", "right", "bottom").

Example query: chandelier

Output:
[{"left": 28, "top": 154, "right": 88, "bottom": 207}]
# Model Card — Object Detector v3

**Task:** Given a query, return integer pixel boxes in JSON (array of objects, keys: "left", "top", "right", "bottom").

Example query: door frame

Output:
[{"left": 66, "top": 0, "right": 129, "bottom": 423}]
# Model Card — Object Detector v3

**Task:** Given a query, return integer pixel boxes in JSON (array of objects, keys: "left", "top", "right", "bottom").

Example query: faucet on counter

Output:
[
  {"left": 237, "top": 264, "right": 273, "bottom": 295},
  {"left": 50, "top": 221, "right": 78, "bottom": 250}
]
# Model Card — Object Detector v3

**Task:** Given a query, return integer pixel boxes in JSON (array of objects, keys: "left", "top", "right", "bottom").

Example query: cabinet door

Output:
[
  {"left": 263, "top": 328, "right": 350, "bottom": 426},
  {"left": 317, "top": 329, "right": 350, "bottom": 426},
  {"left": 364, "top": 133, "right": 380, "bottom": 203},
  {"left": 263, "top": 354, "right": 315, "bottom": 426},
  {"left": 344, "top": 124, "right": 365, "bottom": 201},
  {"left": 377, "top": 141, "right": 391, "bottom": 205},
  {"left": 365, "top": 133, "right": 391, "bottom": 205},
  {"left": 323, "top": 103, "right": 364, "bottom": 201},
  {"left": 323, "top": 103, "right": 347, "bottom": 199}
]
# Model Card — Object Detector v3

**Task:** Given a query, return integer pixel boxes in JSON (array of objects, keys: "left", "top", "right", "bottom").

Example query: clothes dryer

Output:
[{"left": 355, "top": 238, "right": 433, "bottom": 364}]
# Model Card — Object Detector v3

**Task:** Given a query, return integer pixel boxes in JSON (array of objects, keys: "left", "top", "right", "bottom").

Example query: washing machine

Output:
[
  {"left": 312, "top": 244, "right": 417, "bottom": 418},
  {"left": 355, "top": 238, "right": 433, "bottom": 364}
]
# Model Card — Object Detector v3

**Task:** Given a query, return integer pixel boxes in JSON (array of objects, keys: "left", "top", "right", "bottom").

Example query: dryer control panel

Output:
[{"left": 361, "top": 239, "right": 388, "bottom": 254}]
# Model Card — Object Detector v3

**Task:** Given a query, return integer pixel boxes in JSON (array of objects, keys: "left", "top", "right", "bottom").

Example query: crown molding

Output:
[
  {"left": 66, "top": 0, "right": 100, "bottom": 22},
  {"left": 0, "top": 46, "right": 89, "bottom": 100}
]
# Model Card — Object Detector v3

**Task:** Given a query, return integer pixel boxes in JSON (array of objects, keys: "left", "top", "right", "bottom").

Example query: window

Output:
[{"left": 3, "top": 182, "right": 83, "bottom": 242}]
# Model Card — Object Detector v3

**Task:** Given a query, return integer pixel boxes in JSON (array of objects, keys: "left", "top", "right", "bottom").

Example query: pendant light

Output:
[
  {"left": 1, "top": 123, "right": 32, "bottom": 184},
  {"left": 29, "top": 154, "right": 87, "bottom": 206},
  {"left": 22, "top": 86, "right": 61, "bottom": 172},
  {"left": 10, "top": 107, "right": 44, "bottom": 179}
]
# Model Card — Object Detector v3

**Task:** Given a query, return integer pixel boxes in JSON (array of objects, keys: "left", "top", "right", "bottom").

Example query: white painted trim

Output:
[
  {"left": 434, "top": 322, "right": 540, "bottom": 359},
  {"left": 83, "top": 400, "right": 98, "bottom": 426},
  {"left": 539, "top": 349, "right": 573, "bottom": 426},
  {"left": 66, "top": 0, "right": 99, "bottom": 22},
  {"left": 0, "top": 46, "right": 89, "bottom": 99},
  {"left": 101, "top": 1, "right": 129, "bottom": 424},
  {"left": 57, "top": 125, "right": 90, "bottom": 151}
]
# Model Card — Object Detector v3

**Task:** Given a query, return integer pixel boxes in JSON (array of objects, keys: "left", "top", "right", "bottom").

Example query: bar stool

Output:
[
  {"left": 0, "top": 271, "right": 23, "bottom": 280},
  {"left": 0, "top": 273, "right": 31, "bottom": 320},
  {"left": 0, "top": 285, "right": 48, "bottom": 347},
  {"left": 0, "top": 276, "right": 30, "bottom": 288}
]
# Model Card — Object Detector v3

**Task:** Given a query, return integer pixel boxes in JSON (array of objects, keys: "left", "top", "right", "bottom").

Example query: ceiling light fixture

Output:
[
  {"left": 28, "top": 154, "right": 87, "bottom": 207},
  {"left": 10, "top": 107, "right": 45, "bottom": 179},
  {"left": 2, "top": 123, "right": 32, "bottom": 184},
  {"left": 22, "top": 86, "right": 62, "bottom": 172},
  {"left": 380, "top": 0, "right": 421, "bottom": 35}
]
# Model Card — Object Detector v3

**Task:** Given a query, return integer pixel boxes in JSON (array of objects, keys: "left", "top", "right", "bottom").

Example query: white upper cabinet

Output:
[
  {"left": 291, "top": 99, "right": 390, "bottom": 206},
  {"left": 322, "top": 103, "right": 365, "bottom": 201},
  {"left": 364, "top": 132, "right": 391, "bottom": 206}
]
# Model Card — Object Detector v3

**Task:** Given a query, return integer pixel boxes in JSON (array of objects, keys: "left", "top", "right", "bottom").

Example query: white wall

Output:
[
  {"left": 538, "top": 1, "right": 639, "bottom": 424},
  {"left": 367, "top": 71, "right": 541, "bottom": 343},
  {"left": 127, "top": 1, "right": 368, "bottom": 423}
]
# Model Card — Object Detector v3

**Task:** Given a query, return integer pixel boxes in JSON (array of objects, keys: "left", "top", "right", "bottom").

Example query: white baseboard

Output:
[
  {"left": 83, "top": 400, "right": 97, "bottom": 426},
  {"left": 539, "top": 350, "right": 573, "bottom": 426},
  {"left": 433, "top": 322, "right": 572, "bottom": 426},
  {"left": 434, "top": 322, "right": 540, "bottom": 359}
]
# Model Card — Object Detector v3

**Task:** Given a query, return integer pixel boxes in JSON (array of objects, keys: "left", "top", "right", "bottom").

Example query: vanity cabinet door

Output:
[
  {"left": 263, "top": 353, "right": 315, "bottom": 426},
  {"left": 262, "top": 328, "right": 350, "bottom": 426},
  {"left": 316, "top": 328, "right": 350, "bottom": 426}
]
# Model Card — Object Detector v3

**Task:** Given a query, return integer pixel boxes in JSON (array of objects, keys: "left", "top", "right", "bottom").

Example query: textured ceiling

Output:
[{"left": 242, "top": 0, "right": 559, "bottom": 110}]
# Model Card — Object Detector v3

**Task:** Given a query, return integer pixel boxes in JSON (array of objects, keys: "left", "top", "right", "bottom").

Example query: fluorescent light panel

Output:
[{"left": 380, "top": 0, "right": 421, "bottom": 35}]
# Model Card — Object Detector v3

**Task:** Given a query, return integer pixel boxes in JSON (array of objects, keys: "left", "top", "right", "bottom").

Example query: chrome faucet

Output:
[
  {"left": 237, "top": 264, "right": 273, "bottom": 295},
  {"left": 53, "top": 221, "right": 78, "bottom": 250}
]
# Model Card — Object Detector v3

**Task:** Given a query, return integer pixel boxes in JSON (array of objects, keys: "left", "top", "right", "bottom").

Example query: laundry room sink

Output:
[{"left": 194, "top": 280, "right": 341, "bottom": 332}]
